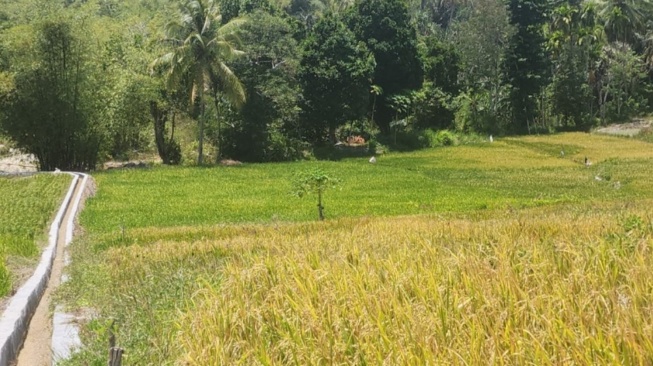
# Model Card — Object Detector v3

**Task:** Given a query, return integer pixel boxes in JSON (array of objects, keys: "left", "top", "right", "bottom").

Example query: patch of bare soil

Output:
[
  {"left": 0, "top": 148, "right": 37, "bottom": 174},
  {"left": 594, "top": 118, "right": 652, "bottom": 137},
  {"left": 219, "top": 159, "right": 243, "bottom": 166}
]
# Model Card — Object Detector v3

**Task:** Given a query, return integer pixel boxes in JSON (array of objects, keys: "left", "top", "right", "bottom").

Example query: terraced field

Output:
[
  {"left": 0, "top": 174, "right": 70, "bottom": 296},
  {"left": 62, "top": 133, "right": 653, "bottom": 364}
]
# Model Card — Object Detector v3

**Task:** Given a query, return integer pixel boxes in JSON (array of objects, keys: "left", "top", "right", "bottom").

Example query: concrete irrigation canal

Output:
[{"left": 0, "top": 172, "right": 90, "bottom": 366}]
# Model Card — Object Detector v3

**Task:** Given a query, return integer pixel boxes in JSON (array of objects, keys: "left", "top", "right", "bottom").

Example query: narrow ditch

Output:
[{"left": 12, "top": 174, "right": 85, "bottom": 366}]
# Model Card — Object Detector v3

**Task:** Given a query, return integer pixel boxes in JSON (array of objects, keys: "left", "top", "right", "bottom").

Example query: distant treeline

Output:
[{"left": 0, "top": 0, "right": 652, "bottom": 168}]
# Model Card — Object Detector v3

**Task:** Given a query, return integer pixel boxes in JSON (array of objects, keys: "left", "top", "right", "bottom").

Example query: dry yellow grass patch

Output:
[
  {"left": 102, "top": 203, "right": 652, "bottom": 365},
  {"left": 514, "top": 133, "right": 653, "bottom": 162}
]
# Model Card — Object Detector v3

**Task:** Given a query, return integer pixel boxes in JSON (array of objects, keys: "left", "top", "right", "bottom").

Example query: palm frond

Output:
[
  {"left": 214, "top": 62, "right": 246, "bottom": 108},
  {"left": 218, "top": 17, "right": 247, "bottom": 37}
]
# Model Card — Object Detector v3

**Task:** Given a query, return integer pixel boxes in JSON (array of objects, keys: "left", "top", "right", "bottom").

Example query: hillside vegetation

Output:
[
  {"left": 61, "top": 133, "right": 653, "bottom": 364},
  {"left": 1, "top": 0, "right": 652, "bottom": 169}
]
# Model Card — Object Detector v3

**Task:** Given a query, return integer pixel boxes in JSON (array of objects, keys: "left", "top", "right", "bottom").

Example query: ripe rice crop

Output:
[
  {"left": 64, "top": 203, "right": 653, "bottom": 365},
  {"left": 60, "top": 133, "right": 653, "bottom": 364}
]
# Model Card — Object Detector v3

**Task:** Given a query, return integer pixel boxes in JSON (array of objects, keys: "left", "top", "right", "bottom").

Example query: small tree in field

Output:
[{"left": 293, "top": 168, "right": 340, "bottom": 221}]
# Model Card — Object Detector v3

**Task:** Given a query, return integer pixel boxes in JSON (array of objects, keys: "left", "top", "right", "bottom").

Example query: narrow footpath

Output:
[{"left": 15, "top": 175, "right": 85, "bottom": 366}]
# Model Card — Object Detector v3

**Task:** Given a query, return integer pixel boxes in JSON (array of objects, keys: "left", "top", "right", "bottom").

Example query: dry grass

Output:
[
  {"left": 65, "top": 202, "right": 653, "bottom": 365},
  {"left": 60, "top": 133, "right": 653, "bottom": 365},
  {"left": 172, "top": 205, "right": 653, "bottom": 365}
]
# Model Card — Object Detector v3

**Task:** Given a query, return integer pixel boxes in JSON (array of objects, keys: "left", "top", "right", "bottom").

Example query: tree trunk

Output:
[
  {"left": 198, "top": 102, "right": 205, "bottom": 166},
  {"left": 328, "top": 124, "right": 337, "bottom": 145},
  {"left": 150, "top": 101, "right": 170, "bottom": 164},
  {"left": 317, "top": 190, "right": 324, "bottom": 221},
  {"left": 213, "top": 91, "right": 222, "bottom": 160}
]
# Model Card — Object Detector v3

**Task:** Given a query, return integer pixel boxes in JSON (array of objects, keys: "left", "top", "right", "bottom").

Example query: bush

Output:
[
  {"left": 164, "top": 140, "right": 182, "bottom": 165},
  {"left": 434, "top": 130, "right": 458, "bottom": 146},
  {"left": 421, "top": 129, "right": 487, "bottom": 148},
  {"left": 265, "top": 131, "right": 307, "bottom": 162},
  {"left": 376, "top": 130, "right": 428, "bottom": 151},
  {"left": 337, "top": 119, "right": 378, "bottom": 143}
]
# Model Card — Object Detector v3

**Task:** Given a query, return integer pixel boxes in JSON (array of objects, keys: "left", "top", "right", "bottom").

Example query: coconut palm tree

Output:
[
  {"left": 596, "top": 0, "right": 649, "bottom": 44},
  {"left": 152, "top": 0, "right": 246, "bottom": 165}
]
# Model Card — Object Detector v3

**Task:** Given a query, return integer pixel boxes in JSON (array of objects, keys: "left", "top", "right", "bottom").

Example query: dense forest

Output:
[{"left": 0, "top": 0, "right": 651, "bottom": 169}]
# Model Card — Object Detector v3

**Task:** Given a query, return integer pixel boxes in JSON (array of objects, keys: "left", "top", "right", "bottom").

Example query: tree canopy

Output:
[{"left": 0, "top": 0, "right": 652, "bottom": 168}]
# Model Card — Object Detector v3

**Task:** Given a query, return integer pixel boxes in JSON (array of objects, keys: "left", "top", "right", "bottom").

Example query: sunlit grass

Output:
[
  {"left": 82, "top": 133, "right": 653, "bottom": 233},
  {"left": 61, "top": 133, "right": 653, "bottom": 364},
  {"left": 63, "top": 202, "right": 653, "bottom": 365},
  {"left": 0, "top": 174, "right": 70, "bottom": 296}
]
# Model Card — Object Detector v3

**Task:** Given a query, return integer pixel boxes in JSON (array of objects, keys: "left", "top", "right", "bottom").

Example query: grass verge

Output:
[{"left": 0, "top": 174, "right": 70, "bottom": 296}]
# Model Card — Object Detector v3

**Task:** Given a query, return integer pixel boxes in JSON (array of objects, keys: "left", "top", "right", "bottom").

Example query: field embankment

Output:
[{"left": 61, "top": 133, "right": 653, "bottom": 364}]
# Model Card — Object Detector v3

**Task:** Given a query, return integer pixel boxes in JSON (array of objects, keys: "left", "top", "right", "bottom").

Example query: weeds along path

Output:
[{"left": 0, "top": 173, "right": 88, "bottom": 366}]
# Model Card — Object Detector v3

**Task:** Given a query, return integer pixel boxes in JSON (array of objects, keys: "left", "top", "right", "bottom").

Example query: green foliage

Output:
[
  {"left": 548, "top": 48, "right": 594, "bottom": 130},
  {"left": 220, "top": 10, "right": 303, "bottom": 162},
  {"left": 104, "top": 74, "right": 158, "bottom": 159},
  {"left": 347, "top": 0, "right": 423, "bottom": 132},
  {"left": 0, "top": 20, "right": 105, "bottom": 171},
  {"left": 152, "top": 0, "right": 246, "bottom": 165},
  {"left": 219, "top": 0, "right": 242, "bottom": 23},
  {"left": 414, "top": 36, "right": 459, "bottom": 129},
  {"left": 454, "top": 89, "right": 511, "bottom": 134},
  {"left": 451, "top": 0, "right": 514, "bottom": 133},
  {"left": 429, "top": 129, "right": 458, "bottom": 146},
  {"left": 1, "top": 0, "right": 653, "bottom": 170},
  {"left": 504, "top": 0, "right": 550, "bottom": 132},
  {"left": 598, "top": 43, "right": 648, "bottom": 122},
  {"left": 298, "top": 13, "right": 373, "bottom": 144},
  {"left": 292, "top": 167, "right": 340, "bottom": 220}
]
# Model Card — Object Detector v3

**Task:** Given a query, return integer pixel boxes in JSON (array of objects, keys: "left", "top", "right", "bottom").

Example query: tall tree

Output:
[
  {"left": 504, "top": 0, "right": 550, "bottom": 133},
  {"left": 152, "top": 0, "right": 246, "bottom": 165},
  {"left": 298, "top": 13, "right": 374, "bottom": 143},
  {"left": 414, "top": 37, "right": 460, "bottom": 129},
  {"left": 221, "top": 10, "right": 302, "bottom": 162},
  {"left": 347, "top": 0, "right": 423, "bottom": 133},
  {"left": 597, "top": 43, "right": 647, "bottom": 122},
  {"left": 452, "top": 0, "right": 515, "bottom": 130},
  {"left": 597, "top": 0, "right": 649, "bottom": 45},
  {"left": 0, "top": 21, "right": 103, "bottom": 171},
  {"left": 545, "top": 1, "right": 603, "bottom": 129}
]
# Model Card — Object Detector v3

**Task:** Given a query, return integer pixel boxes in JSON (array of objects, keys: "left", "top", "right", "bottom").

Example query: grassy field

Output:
[
  {"left": 61, "top": 132, "right": 653, "bottom": 364},
  {"left": 82, "top": 132, "right": 652, "bottom": 232},
  {"left": 0, "top": 174, "right": 70, "bottom": 296}
]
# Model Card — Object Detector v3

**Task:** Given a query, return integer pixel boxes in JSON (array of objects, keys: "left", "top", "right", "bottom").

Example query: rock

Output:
[{"left": 220, "top": 159, "right": 242, "bottom": 166}]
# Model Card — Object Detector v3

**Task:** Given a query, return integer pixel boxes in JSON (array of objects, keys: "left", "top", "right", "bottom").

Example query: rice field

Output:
[
  {"left": 61, "top": 133, "right": 653, "bottom": 365},
  {"left": 0, "top": 174, "right": 70, "bottom": 296},
  {"left": 81, "top": 133, "right": 653, "bottom": 232}
]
